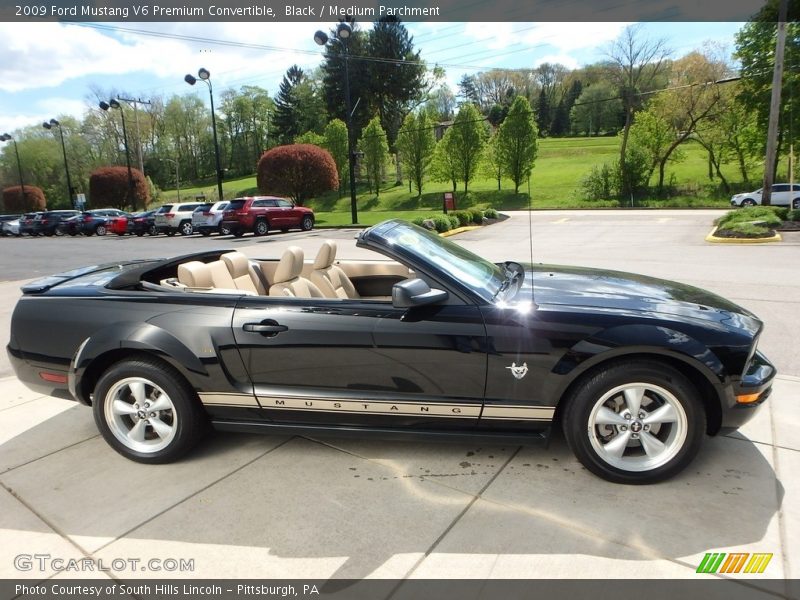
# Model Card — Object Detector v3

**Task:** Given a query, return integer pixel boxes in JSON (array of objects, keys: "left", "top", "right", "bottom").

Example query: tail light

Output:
[
  {"left": 203, "top": 211, "right": 211, "bottom": 216},
  {"left": 165, "top": 213, "right": 175, "bottom": 218},
  {"left": 84, "top": 216, "right": 93, "bottom": 222}
]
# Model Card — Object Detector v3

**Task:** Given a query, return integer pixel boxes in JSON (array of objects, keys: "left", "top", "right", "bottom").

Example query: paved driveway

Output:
[{"left": 0, "top": 210, "right": 797, "bottom": 592}]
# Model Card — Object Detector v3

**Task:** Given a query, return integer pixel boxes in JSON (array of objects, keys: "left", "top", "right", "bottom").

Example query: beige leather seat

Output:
[
  {"left": 221, "top": 251, "right": 267, "bottom": 295},
  {"left": 177, "top": 261, "right": 213, "bottom": 288},
  {"left": 310, "top": 240, "right": 360, "bottom": 299},
  {"left": 269, "top": 247, "right": 325, "bottom": 298}
]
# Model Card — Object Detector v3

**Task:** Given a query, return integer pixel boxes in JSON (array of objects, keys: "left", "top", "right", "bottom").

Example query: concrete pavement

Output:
[{"left": 0, "top": 210, "right": 798, "bottom": 591}]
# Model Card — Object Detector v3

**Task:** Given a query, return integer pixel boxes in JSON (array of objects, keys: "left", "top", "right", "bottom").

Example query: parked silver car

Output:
[
  {"left": 191, "top": 201, "right": 230, "bottom": 236},
  {"left": 730, "top": 183, "right": 800, "bottom": 208},
  {"left": 154, "top": 202, "right": 204, "bottom": 236},
  {"left": 1, "top": 216, "right": 21, "bottom": 237}
]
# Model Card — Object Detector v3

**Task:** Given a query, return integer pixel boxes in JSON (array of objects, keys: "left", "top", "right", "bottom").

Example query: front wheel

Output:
[
  {"left": 179, "top": 221, "right": 193, "bottom": 236},
  {"left": 93, "top": 358, "right": 207, "bottom": 463},
  {"left": 562, "top": 360, "right": 704, "bottom": 484},
  {"left": 301, "top": 215, "right": 314, "bottom": 231},
  {"left": 95, "top": 224, "right": 107, "bottom": 236},
  {"left": 148, "top": 225, "right": 157, "bottom": 236},
  {"left": 254, "top": 219, "right": 269, "bottom": 236},
  {"left": 219, "top": 224, "right": 231, "bottom": 236},
  {"left": 741, "top": 199, "right": 756, "bottom": 207}
]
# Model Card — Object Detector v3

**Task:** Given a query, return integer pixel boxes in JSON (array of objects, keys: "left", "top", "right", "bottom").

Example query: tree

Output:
[
  {"left": 536, "top": 89, "right": 551, "bottom": 136},
  {"left": 256, "top": 144, "right": 338, "bottom": 206},
  {"left": 2, "top": 186, "right": 46, "bottom": 212},
  {"left": 426, "top": 85, "right": 457, "bottom": 122},
  {"left": 89, "top": 166, "right": 149, "bottom": 210},
  {"left": 570, "top": 82, "right": 622, "bottom": 135},
  {"left": 396, "top": 111, "right": 435, "bottom": 197},
  {"left": 481, "top": 133, "right": 503, "bottom": 191},
  {"left": 430, "top": 127, "right": 459, "bottom": 193},
  {"left": 359, "top": 117, "right": 389, "bottom": 195},
  {"left": 323, "top": 119, "right": 349, "bottom": 197},
  {"left": 497, "top": 96, "right": 538, "bottom": 193},
  {"left": 294, "top": 131, "right": 325, "bottom": 146},
  {"left": 445, "top": 103, "right": 488, "bottom": 195},
  {"left": 550, "top": 100, "right": 569, "bottom": 136},
  {"left": 458, "top": 74, "right": 480, "bottom": 105},
  {"left": 628, "top": 107, "right": 677, "bottom": 184},
  {"left": 607, "top": 25, "right": 671, "bottom": 195},
  {"left": 273, "top": 66, "right": 324, "bottom": 144}
]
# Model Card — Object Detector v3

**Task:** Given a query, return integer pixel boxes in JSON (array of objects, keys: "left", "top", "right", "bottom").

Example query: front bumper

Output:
[{"left": 719, "top": 351, "right": 776, "bottom": 432}]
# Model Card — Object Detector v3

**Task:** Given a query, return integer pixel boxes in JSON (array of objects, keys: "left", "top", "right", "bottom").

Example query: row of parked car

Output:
[{"left": 0, "top": 197, "right": 316, "bottom": 238}]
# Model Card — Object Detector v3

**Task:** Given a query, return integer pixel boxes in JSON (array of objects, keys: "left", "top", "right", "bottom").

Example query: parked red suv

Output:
[{"left": 221, "top": 196, "right": 314, "bottom": 237}]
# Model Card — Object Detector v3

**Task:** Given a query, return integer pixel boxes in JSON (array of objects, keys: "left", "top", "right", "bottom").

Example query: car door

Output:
[
  {"left": 772, "top": 184, "right": 790, "bottom": 206},
  {"left": 231, "top": 293, "right": 488, "bottom": 430},
  {"left": 275, "top": 198, "right": 297, "bottom": 226}
]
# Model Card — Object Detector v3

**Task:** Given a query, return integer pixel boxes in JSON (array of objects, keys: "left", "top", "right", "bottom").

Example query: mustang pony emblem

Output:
[{"left": 506, "top": 362, "right": 529, "bottom": 380}]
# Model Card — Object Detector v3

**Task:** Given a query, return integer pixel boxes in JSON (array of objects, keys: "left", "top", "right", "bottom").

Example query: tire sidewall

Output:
[
  {"left": 563, "top": 361, "right": 705, "bottom": 484},
  {"left": 301, "top": 215, "right": 314, "bottom": 231},
  {"left": 255, "top": 219, "right": 268, "bottom": 236},
  {"left": 92, "top": 359, "right": 205, "bottom": 463}
]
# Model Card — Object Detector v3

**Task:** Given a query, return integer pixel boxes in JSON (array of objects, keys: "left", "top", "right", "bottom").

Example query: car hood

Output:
[{"left": 518, "top": 264, "right": 762, "bottom": 336}]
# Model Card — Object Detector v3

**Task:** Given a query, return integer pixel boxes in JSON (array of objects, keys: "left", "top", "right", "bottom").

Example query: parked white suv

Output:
[
  {"left": 191, "top": 201, "right": 230, "bottom": 236},
  {"left": 154, "top": 202, "right": 204, "bottom": 236},
  {"left": 731, "top": 183, "right": 800, "bottom": 208}
]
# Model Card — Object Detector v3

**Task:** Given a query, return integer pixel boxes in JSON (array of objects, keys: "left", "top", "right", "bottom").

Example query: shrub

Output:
[
  {"left": 716, "top": 206, "right": 783, "bottom": 229},
  {"left": 411, "top": 216, "right": 426, "bottom": 227},
  {"left": 468, "top": 208, "right": 484, "bottom": 225},
  {"left": 580, "top": 163, "right": 615, "bottom": 201},
  {"left": 787, "top": 209, "right": 800, "bottom": 222},
  {"left": 717, "top": 222, "right": 773, "bottom": 238},
  {"left": 257, "top": 144, "right": 339, "bottom": 206},
  {"left": 453, "top": 210, "right": 472, "bottom": 227},
  {"left": 484, "top": 208, "right": 499, "bottom": 219},
  {"left": 430, "top": 214, "right": 453, "bottom": 233},
  {"left": 2, "top": 185, "right": 46, "bottom": 212},
  {"left": 89, "top": 166, "right": 149, "bottom": 210},
  {"left": 448, "top": 215, "right": 460, "bottom": 230}
]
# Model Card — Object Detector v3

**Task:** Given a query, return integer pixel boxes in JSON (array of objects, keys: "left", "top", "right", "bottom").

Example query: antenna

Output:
[{"left": 528, "top": 174, "right": 536, "bottom": 309}]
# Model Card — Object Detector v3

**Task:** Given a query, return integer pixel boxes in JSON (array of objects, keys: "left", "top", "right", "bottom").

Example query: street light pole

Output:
[
  {"left": 117, "top": 97, "right": 152, "bottom": 175},
  {"left": 185, "top": 69, "right": 224, "bottom": 202},
  {"left": 0, "top": 133, "right": 26, "bottom": 204},
  {"left": 315, "top": 20, "right": 359, "bottom": 224},
  {"left": 43, "top": 119, "right": 75, "bottom": 208},
  {"left": 99, "top": 99, "right": 135, "bottom": 207}
]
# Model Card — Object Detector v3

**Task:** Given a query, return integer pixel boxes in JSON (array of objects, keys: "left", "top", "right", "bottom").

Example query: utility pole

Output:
[
  {"left": 761, "top": 0, "right": 788, "bottom": 206},
  {"left": 118, "top": 97, "right": 151, "bottom": 176}
]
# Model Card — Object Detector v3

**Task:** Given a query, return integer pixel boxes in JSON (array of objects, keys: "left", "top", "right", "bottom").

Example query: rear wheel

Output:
[
  {"left": 254, "top": 219, "right": 269, "bottom": 236},
  {"left": 793, "top": 198, "right": 800, "bottom": 209},
  {"left": 93, "top": 358, "right": 207, "bottom": 463},
  {"left": 95, "top": 224, "right": 107, "bottom": 236},
  {"left": 148, "top": 225, "right": 157, "bottom": 236},
  {"left": 179, "top": 221, "right": 193, "bottom": 236},
  {"left": 219, "top": 224, "right": 231, "bottom": 236},
  {"left": 301, "top": 215, "right": 314, "bottom": 231},
  {"left": 741, "top": 198, "right": 756, "bottom": 207},
  {"left": 562, "top": 360, "right": 704, "bottom": 484}
]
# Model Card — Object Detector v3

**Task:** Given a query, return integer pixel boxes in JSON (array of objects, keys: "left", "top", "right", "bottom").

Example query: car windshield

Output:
[{"left": 372, "top": 221, "right": 505, "bottom": 302}]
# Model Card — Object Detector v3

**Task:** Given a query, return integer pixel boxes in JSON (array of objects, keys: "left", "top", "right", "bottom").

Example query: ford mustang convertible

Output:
[{"left": 7, "top": 220, "right": 774, "bottom": 484}]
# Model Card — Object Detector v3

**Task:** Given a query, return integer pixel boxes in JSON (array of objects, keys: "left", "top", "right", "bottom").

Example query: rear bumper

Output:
[
  {"left": 719, "top": 351, "right": 776, "bottom": 433},
  {"left": 6, "top": 343, "right": 75, "bottom": 402}
]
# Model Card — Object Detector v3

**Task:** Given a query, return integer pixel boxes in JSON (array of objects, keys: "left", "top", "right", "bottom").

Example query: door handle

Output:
[{"left": 243, "top": 321, "right": 288, "bottom": 336}]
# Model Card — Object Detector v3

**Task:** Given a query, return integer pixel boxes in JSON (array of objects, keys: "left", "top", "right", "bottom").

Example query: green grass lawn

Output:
[{"left": 155, "top": 136, "right": 770, "bottom": 220}]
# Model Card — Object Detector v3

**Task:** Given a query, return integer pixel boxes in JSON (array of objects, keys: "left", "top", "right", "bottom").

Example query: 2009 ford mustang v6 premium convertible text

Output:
[{"left": 7, "top": 220, "right": 775, "bottom": 483}]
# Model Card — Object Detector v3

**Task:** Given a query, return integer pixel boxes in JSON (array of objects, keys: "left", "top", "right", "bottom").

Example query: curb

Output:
[
  {"left": 440, "top": 225, "right": 482, "bottom": 237},
  {"left": 705, "top": 227, "right": 782, "bottom": 244}
]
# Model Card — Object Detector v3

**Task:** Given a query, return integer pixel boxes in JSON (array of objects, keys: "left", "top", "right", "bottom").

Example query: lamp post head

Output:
[
  {"left": 0, "top": 134, "right": 10, "bottom": 142},
  {"left": 42, "top": 122, "right": 52, "bottom": 129},
  {"left": 336, "top": 22, "right": 352, "bottom": 39},
  {"left": 198, "top": 68, "right": 210, "bottom": 80},
  {"left": 184, "top": 74, "right": 197, "bottom": 85},
  {"left": 109, "top": 99, "right": 121, "bottom": 109},
  {"left": 313, "top": 30, "right": 328, "bottom": 46},
  {"left": 49, "top": 118, "right": 60, "bottom": 126}
]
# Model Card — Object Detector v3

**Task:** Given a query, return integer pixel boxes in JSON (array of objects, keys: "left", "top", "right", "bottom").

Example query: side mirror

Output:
[{"left": 392, "top": 278, "right": 448, "bottom": 308}]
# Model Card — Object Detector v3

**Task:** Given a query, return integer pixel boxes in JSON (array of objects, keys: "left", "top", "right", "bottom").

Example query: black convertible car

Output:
[{"left": 7, "top": 220, "right": 774, "bottom": 484}]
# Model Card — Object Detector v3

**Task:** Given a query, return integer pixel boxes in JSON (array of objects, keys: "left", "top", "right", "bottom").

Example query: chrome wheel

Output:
[
  {"left": 588, "top": 382, "right": 688, "bottom": 472},
  {"left": 103, "top": 377, "right": 177, "bottom": 454}
]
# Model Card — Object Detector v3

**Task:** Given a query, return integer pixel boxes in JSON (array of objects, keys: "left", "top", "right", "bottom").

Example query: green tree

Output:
[
  {"left": 570, "top": 82, "right": 622, "bottom": 135},
  {"left": 323, "top": 119, "right": 349, "bottom": 197},
  {"left": 359, "top": 116, "right": 389, "bottom": 195},
  {"left": 448, "top": 103, "right": 487, "bottom": 194},
  {"left": 628, "top": 107, "right": 677, "bottom": 184},
  {"left": 273, "top": 66, "right": 324, "bottom": 144},
  {"left": 536, "top": 89, "right": 551, "bottom": 136},
  {"left": 395, "top": 112, "right": 435, "bottom": 197},
  {"left": 497, "top": 96, "right": 538, "bottom": 193},
  {"left": 294, "top": 131, "right": 325, "bottom": 146},
  {"left": 430, "top": 127, "right": 459, "bottom": 193},
  {"left": 481, "top": 133, "right": 503, "bottom": 191}
]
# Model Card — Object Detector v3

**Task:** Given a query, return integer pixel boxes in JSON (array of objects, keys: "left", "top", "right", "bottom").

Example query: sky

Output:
[{"left": 0, "top": 21, "right": 744, "bottom": 135}]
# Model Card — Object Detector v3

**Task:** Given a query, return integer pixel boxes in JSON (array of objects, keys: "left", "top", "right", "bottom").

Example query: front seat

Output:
[
  {"left": 177, "top": 261, "right": 213, "bottom": 288},
  {"left": 269, "top": 246, "right": 325, "bottom": 298},
  {"left": 309, "top": 240, "right": 360, "bottom": 299}
]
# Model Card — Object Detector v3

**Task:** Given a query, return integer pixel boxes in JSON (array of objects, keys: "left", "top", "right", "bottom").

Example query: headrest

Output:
[
  {"left": 221, "top": 251, "right": 250, "bottom": 278},
  {"left": 273, "top": 247, "right": 304, "bottom": 284},
  {"left": 313, "top": 240, "right": 337, "bottom": 270},
  {"left": 178, "top": 261, "right": 213, "bottom": 288}
]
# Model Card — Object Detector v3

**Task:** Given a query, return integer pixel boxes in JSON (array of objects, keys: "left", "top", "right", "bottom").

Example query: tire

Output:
[
  {"left": 148, "top": 225, "right": 157, "bottom": 236},
  {"left": 254, "top": 219, "right": 269, "bottom": 236},
  {"left": 741, "top": 199, "right": 756, "bottom": 207},
  {"left": 92, "top": 357, "right": 207, "bottom": 463},
  {"left": 219, "top": 224, "right": 231, "bottom": 236},
  {"left": 793, "top": 198, "right": 800, "bottom": 210},
  {"left": 301, "top": 215, "right": 314, "bottom": 231},
  {"left": 179, "top": 221, "right": 193, "bottom": 236},
  {"left": 200, "top": 229, "right": 212, "bottom": 237},
  {"left": 95, "top": 225, "right": 107, "bottom": 236},
  {"left": 562, "top": 360, "right": 705, "bottom": 484},
  {"left": 55, "top": 226, "right": 65, "bottom": 237}
]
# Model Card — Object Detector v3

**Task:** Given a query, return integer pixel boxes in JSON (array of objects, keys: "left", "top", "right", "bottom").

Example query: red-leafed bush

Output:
[
  {"left": 2, "top": 185, "right": 46, "bottom": 212},
  {"left": 256, "top": 144, "right": 338, "bottom": 206},
  {"left": 89, "top": 166, "right": 149, "bottom": 210}
]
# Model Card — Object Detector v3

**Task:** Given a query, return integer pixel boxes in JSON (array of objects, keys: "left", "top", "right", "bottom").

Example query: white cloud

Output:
[
  {"left": 532, "top": 54, "right": 580, "bottom": 70},
  {"left": 0, "top": 98, "right": 88, "bottom": 135},
  {"left": 520, "top": 22, "right": 631, "bottom": 53}
]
